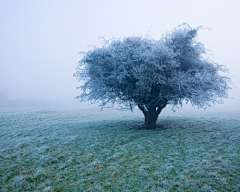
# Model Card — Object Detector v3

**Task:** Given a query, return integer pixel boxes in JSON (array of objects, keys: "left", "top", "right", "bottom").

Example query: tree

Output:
[{"left": 74, "top": 24, "right": 231, "bottom": 129}]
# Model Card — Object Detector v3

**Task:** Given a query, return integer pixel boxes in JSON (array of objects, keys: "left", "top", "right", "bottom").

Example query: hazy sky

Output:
[{"left": 0, "top": 0, "right": 240, "bottom": 110}]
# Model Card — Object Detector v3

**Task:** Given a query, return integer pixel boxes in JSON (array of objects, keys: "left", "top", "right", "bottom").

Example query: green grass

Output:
[{"left": 0, "top": 108, "right": 239, "bottom": 191}]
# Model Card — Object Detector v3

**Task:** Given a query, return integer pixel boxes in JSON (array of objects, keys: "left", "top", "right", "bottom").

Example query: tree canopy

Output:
[{"left": 74, "top": 24, "right": 231, "bottom": 129}]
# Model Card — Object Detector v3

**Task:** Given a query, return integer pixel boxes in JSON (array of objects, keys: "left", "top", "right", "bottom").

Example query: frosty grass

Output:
[{"left": 0, "top": 108, "right": 239, "bottom": 192}]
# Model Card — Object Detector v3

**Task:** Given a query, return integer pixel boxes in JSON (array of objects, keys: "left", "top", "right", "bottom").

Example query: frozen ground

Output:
[{"left": 0, "top": 108, "right": 239, "bottom": 192}]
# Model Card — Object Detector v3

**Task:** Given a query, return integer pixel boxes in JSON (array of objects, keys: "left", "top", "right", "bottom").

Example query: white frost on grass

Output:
[
  {"left": 34, "top": 168, "right": 46, "bottom": 180},
  {"left": 0, "top": 108, "right": 239, "bottom": 191}
]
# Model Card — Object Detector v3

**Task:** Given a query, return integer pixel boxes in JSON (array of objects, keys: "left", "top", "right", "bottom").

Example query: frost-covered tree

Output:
[{"left": 75, "top": 24, "right": 230, "bottom": 129}]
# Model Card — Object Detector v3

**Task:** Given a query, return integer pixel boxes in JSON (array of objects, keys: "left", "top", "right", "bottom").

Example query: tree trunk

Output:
[
  {"left": 143, "top": 110, "right": 158, "bottom": 129},
  {"left": 138, "top": 100, "right": 167, "bottom": 129}
]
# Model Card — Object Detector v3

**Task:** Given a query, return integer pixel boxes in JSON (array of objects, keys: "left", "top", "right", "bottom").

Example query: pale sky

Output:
[{"left": 0, "top": 0, "right": 239, "bottom": 111}]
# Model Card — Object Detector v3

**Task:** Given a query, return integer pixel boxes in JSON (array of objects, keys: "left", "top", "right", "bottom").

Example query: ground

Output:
[{"left": 0, "top": 108, "right": 239, "bottom": 192}]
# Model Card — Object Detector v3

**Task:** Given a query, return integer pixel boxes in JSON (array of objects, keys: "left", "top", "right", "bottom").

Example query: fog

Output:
[{"left": 0, "top": 0, "right": 240, "bottom": 112}]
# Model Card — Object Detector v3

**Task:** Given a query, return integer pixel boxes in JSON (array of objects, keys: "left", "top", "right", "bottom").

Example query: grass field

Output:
[{"left": 0, "top": 108, "right": 239, "bottom": 192}]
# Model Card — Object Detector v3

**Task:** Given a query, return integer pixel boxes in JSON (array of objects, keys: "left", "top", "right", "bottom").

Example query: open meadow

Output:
[{"left": 0, "top": 108, "right": 239, "bottom": 192}]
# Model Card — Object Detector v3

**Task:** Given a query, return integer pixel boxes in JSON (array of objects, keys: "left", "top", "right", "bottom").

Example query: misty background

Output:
[{"left": 0, "top": 0, "right": 239, "bottom": 113}]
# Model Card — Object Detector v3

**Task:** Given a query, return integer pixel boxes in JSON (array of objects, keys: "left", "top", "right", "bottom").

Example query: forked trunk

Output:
[
  {"left": 143, "top": 110, "right": 158, "bottom": 129},
  {"left": 138, "top": 100, "right": 167, "bottom": 129}
]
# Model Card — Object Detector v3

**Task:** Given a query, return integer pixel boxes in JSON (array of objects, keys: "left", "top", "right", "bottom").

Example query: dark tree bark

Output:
[
  {"left": 143, "top": 109, "right": 159, "bottom": 129},
  {"left": 138, "top": 99, "right": 167, "bottom": 129}
]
